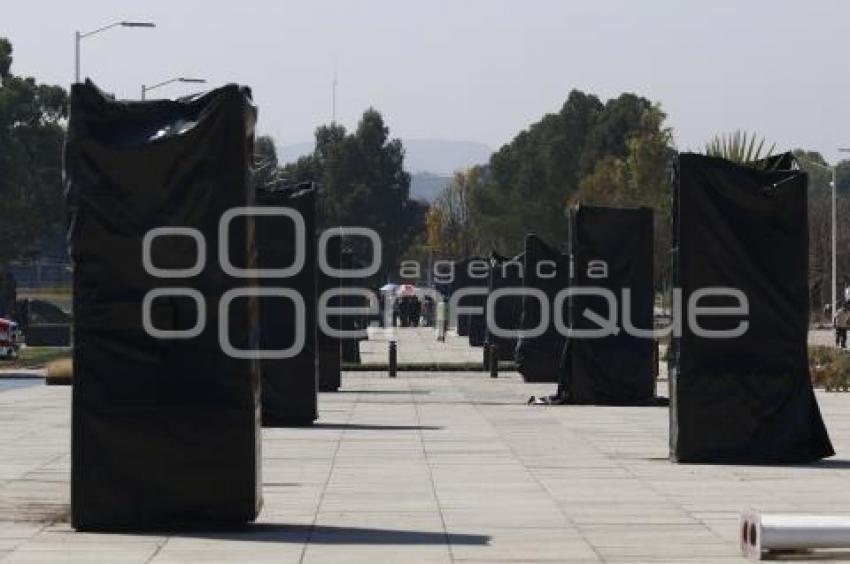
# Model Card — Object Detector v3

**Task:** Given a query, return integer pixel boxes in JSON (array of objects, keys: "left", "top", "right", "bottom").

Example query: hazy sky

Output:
[{"left": 7, "top": 0, "right": 850, "bottom": 163}]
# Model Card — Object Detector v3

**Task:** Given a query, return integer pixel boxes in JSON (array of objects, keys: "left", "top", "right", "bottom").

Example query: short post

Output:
[
  {"left": 482, "top": 343, "right": 490, "bottom": 371},
  {"left": 489, "top": 345, "right": 498, "bottom": 379},
  {"left": 388, "top": 340, "right": 397, "bottom": 378}
]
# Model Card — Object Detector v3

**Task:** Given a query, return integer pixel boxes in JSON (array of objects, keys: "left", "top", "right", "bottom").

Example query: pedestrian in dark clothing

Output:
[{"left": 835, "top": 303, "right": 850, "bottom": 348}]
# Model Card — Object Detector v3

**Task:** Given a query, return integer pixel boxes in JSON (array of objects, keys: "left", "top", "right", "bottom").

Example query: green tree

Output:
[
  {"left": 283, "top": 109, "right": 425, "bottom": 280},
  {"left": 836, "top": 159, "right": 850, "bottom": 196},
  {"left": 0, "top": 38, "right": 68, "bottom": 267},
  {"left": 427, "top": 168, "right": 481, "bottom": 259},
  {"left": 254, "top": 135, "right": 280, "bottom": 190},
  {"left": 704, "top": 131, "right": 775, "bottom": 166},
  {"left": 793, "top": 149, "right": 850, "bottom": 313},
  {"left": 470, "top": 90, "right": 670, "bottom": 256}
]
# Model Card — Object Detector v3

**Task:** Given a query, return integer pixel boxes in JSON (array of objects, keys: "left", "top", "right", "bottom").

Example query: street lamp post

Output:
[
  {"left": 74, "top": 21, "right": 155, "bottom": 84},
  {"left": 141, "top": 77, "right": 207, "bottom": 100}
]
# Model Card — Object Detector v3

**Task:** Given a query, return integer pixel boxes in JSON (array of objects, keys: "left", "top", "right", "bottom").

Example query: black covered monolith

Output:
[
  {"left": 257, "top": 184, "right": 318, "bottom": 426},
  {"left": 558, "top": 206, "right": 656, "bottom": 405},
  {"left": 516, "top": 234, "right": 569, "bottom": 383},
  {"left": 670, "top": 153, "right": 833, "bottom": 463},
  {"left": 486, "top": 253, "right": 525, "bottom": 361},
  {"left": 339, "top": 248, "right": 365, "bottom": 363},
  {"left": 450, "top": 257, "right": 488, "bottom": 345},
  {"left": 66, "top": 81, "right": 261, "bottom": 529},
  {"left": 317, "top": 235, "right": 342, "bottom": 391}
]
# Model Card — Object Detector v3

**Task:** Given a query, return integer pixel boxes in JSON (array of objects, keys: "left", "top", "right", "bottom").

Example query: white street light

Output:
[
  {"left": 141, "top": 77, "right": 207, "bottom": 100},
  {"left": 74, "top": 21, "right": 156, "bottom": 84}
]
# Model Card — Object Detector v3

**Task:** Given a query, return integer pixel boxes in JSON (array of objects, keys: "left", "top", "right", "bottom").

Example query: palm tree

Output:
[{"left": 704, "top": 131, "right": 775, "bottom": 167}]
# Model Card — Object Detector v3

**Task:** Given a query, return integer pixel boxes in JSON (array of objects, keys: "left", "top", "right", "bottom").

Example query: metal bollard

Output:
[
  {"left": 489, "top": 345, "right": 498, "bottom": 379},
  {"left": 388, "top": 340, "right": 397, "bottom": 378},
  {"left": 482, "top": 343, "right": 490, "bottom": 371}
]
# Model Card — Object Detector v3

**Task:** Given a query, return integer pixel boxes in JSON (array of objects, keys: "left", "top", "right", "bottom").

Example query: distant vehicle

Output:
[{"left": 0, "top": 318, "right": 23, "bottom": 359}]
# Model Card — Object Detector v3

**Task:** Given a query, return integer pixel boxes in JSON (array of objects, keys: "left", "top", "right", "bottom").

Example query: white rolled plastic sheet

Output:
[{"left": 741, "top": 510, "right": 850, "bottom": 560}]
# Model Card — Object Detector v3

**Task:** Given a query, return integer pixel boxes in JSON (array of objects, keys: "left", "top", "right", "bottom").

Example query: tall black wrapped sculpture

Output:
[
  {"left": 317, "top": 235, "right": 342, "bottom": 392},
  {"left": 670, "top": 153, "right": 833, "bottom": 463},
  {"left": 450, "top": 257, "right": 488, "bottom": 347},
  {"left": 66, "top": 81, "right": 261, "bottom": 529},
  {"left": 257, "top": 184, "right": 318, "bottom": 426},
  {"left": 337, "top": 248, "right": 369, "bottom": 363},
  {"left": 558, "top": 206, "right": 656, "bottom": 405},
  {"left": 486, "top": 253, "right": 525, "bottom": 361},
  {"left": 516, "top": 234, "right": 569, "bottom": 383}
]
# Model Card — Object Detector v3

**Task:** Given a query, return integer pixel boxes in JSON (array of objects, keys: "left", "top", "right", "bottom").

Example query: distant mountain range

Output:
[{"left": 280, "top": 138, "right": 492, "bottom": 175}]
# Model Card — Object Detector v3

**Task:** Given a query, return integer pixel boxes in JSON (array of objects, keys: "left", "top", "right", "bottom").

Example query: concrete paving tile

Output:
[{"left": 3, "top": 329, "right": 850, "bottom": 562}]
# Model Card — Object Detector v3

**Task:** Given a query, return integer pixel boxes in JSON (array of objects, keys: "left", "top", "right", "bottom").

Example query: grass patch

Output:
[
  {"left": 810, "top": 345, "right": 850, "bottom": 392},
  {"left": 16, "top": 287, "right": 72, "bottom": 298},
  {"left": 0, "top": 347, "right": 72, "bottom": 370}
]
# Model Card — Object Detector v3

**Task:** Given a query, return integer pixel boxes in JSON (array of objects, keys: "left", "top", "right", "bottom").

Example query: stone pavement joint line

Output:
[
  {"left": 411, "top": 378, "right": 458, "bottom": 563},
  {"left": 296, "top": 391, "right": 358, "bottom": 564}
]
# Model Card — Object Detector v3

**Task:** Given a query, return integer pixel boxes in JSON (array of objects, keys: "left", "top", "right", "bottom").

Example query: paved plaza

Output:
[
  {"left": 2, "top": 330, "right": 850, "bottom": 562},
  {"left": 360, "top": 326, "right": 484, "bottom": 365}
]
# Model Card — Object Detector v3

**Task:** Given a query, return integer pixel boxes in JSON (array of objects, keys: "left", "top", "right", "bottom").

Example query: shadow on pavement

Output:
[
  {"left": 313, "top": 423, "right": 443, "bottom": 431},
  {"left": 333, "top": 390, "right": 431, "bottom": 395},
  {"left": 164, "top": 523, "right": 489, "bottom": 545}
]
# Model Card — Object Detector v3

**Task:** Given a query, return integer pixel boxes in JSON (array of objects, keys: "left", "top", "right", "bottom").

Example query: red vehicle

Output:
[{"left": 0, "top": 318, "right": 22, "bottom": 359}]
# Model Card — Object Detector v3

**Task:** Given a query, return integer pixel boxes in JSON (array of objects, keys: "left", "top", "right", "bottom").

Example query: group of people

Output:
[{"left": 375, "top": 290, "right": 437, "bottom": 328}]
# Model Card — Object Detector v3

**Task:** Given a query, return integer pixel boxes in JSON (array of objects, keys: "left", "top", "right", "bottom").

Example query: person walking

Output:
[{"left": 835, "top": 303, "right": 850, "bottom": 348}]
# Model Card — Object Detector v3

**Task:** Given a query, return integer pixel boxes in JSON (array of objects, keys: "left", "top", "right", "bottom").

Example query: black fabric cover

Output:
[
  {"left": 670, "top": 153, "right": 833, "bottom": 463},
  {"left": 454, "top": 261, "right": 471, "bottom": 337},
  {"left": 339, "top": 249, "right": 363, "bottom": 364},
  {"left": 516, "top": 235, "right": 568, "bottom": 383},
  {"left": 257, "top": 184, "right": 318, "bottom": 426},
  {"left": 317, "top": 235, "right": 341, "bottom": 391},
  {"left": 558, "top": 206, "right": 656, "bottom": 405},
  {"left": 486, "top": 253, "right": 525, "bottom": 361},
  {"left": 0, "top": 271, "right": 14, "bottom": 319},
  {"left": 449, "top": 257, "right": 486, "bottom": 343},
  {"left": 66, "top": 81, "right": 261, "bottom": 529}
]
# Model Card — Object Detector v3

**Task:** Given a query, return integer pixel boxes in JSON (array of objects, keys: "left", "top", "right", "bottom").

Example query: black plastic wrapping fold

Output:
[
  {"left": 453, "top": 259, "right": 471, "bottom": 338},
  {"left": 449, "top": 257, "right": 487, "bottom": 345},
  {"left": 486, "top": 253, "right": 525, "bottom": 361},
  {"left": 317, "top": 235, "right": 341, "bottom": 391},
  {"left": 558, "top": 206, "right": 656, "bottom": 405},
  {"left": 516, "top": 235, "right": 569, "bottom": 383},
  {"left": 670, "top": 153, "right": 833, "bottom": 463},
  {"left": 66, "top": 81, "right": 261, "bottom": 529},
  {"left": 257, "top": 184, "right": 318, "bottom": 426},
  {"left": 339, "top": 249, "right": 363, "bottom": 363}
]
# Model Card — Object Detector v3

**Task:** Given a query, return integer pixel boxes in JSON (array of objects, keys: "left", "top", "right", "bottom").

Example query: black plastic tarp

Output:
[
  {"left": 450, "top": 257, "right": 488, "bottom": 347},
  {"left": 452, "top": 259, "right": 473, "bottom": 337},
  {"left": 516, "top": 234, "right": 569, "bottom": 383},
  {"left": 257, "top": 184, "right": 318, "bottom": 426},
  {"left": 339, "top": 248, "right": 363, "bottom": 363},
  {"left": 557, "top": 206, "right": 656, "bottom": 405},
  {"left": 486, "top": 253, "right": 525, "bottom": 361},
  {"left": 670, "top": 153, "right": 833, "bottom": 463},
  {"left": 66, "top": 81, "right": 261, "bottom": 529},
  {"left": 317, "top": 235, "right": 341, "bottom": 392},
  {"left": 0, "top": 271, "right": 14, "bottom": 319}
]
